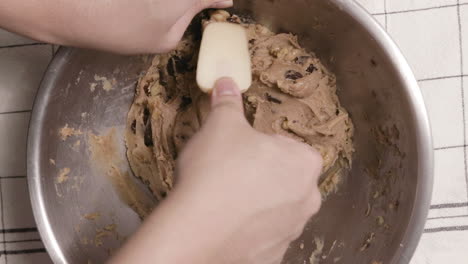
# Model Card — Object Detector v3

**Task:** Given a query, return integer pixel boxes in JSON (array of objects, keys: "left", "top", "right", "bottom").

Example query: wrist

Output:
[{"left": 116, "top": 188, "right": 230, "bottom": 264}]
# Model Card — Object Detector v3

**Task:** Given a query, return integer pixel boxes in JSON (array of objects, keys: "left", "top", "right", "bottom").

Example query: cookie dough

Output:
[{"left": 125, "top": 11, "right": 354, "bottom": 203}]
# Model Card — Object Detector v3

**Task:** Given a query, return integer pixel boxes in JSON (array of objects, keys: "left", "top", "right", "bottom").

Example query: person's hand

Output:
[
  {"left": 109, "top": 78, "right": 323, "bottom": 264},
  {"left": 0, "top": 0, "right": 233, "bottom": 54},
  {"left": 174, "top": 78, "right": 323, "bottom": 263}
]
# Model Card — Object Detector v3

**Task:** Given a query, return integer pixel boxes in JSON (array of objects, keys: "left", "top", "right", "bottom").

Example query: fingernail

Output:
[{"left": 213, "top": 78, "right": 240, "bottom": 98}]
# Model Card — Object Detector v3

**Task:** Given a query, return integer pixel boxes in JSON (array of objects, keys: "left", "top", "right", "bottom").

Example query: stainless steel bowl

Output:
[{"left": 28, "top": 0, "right": 433, "bottom": 263}]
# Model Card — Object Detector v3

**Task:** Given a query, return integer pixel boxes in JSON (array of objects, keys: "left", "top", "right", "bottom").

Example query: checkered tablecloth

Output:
[{"left": 0, "top": 0, "right": 467, "bottom": 263}]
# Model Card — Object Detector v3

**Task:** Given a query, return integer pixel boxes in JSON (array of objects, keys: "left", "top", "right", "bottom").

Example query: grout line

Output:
[
  {"left": 0, "top": 176, "right": 27, "bottom": 180},
  {"left": 0, "top": 43, "right": 48, "bottom": 49},
  {"left": 0, "top": 180, "right": 7, "bottom": 263},
  {"left": 424, "top": 225, "right": 468, "bottom": 233},
  {"left": 0, "top": 228, "right": 38, "bottom": 234},
  {"left": 434, "top": 145, "right": 466, "bottom": 151},
  {"left": 418, "top": 74, "right": 468, "bottom": 82},
  {"left": 383, "top": 0, "right": 388, "bottom": 30},
  {"left": 0, "top": 239, "right": 42, "bottom": 244},
  {"left": 0, "top": 248, "right": 46, "bottom": 255},
  {"left": 0, "top": 110, "right": 31, "bottom": 115},
  {"left": 427, "top": 214, "right": 468, "bottom": 220},
  {"left": 430, "top": 202, "right": 468, "bottom": 209},
  {"left": 372, "top": 2, "right": 468, "bottom": 16},
  {"left": 456, "top": 0, "right": 468, "bottom": 213}
]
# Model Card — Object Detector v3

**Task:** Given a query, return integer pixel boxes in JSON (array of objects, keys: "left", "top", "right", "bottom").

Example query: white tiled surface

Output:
[
  {"left": 0, "top": 30, "right": 36, "bottom": 47},
  {"left": 0, "top": 35, "right": 52, "bottom": 263},
  {"left": 0, "top": 46, "right": 51, "bottom": 113},
  {"left": 432, "top": 148, "right": 467, "bottom": 205},
  {"left": 462, "top": 5, "right": 468, "bottom": 75},
  {"left": 420, "top": 78, "right": 464, "bottom": 148},
  {"left": 386, "top": 0, "right": 458, "bottom": 13},
  {"left": 0, "top": 113, "right": 30, "bottom": 177},
  {"left": 412, "top": 231, "right": 468, "bottom": 263},
  {"left": 2, "top": 178, "right": 37, "bottom": 229},
  {"left": 387, "top": 6, "right": 460, "bottom": 80},
  {"left": 373, "top": 14, "right": 386, "bottom": 27},
  {"left": 0, "top": 0, "right": 467, "bottom": 263},
  {"left": 356, "top": 0, "right": 386, "bottom": 13}
]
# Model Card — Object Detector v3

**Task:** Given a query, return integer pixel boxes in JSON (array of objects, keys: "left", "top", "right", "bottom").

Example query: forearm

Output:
[
  {"left": 108, "top": 188, "right": 230, "bottom": 264},
  {"left": 0, "top": 0, "right": 231, "bottom": 54},
  {"left": 0, "top": 0, "right": 84, "bottom": 44},
  {"left": 0, "top": 0, "right": 162, "bottom": 52}
]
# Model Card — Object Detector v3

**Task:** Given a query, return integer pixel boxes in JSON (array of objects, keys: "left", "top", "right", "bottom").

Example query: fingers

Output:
[
  {"left": 303, "top": 186, "right": 322, "bottom": 218},
  {"left": 165, "top": 0, "right": 234, "bottom": 52},
  {"left": 309, "top": 147, "right": 324, "bottom": 178}
]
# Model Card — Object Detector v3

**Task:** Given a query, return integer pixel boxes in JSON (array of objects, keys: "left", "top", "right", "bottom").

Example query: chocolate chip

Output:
[
  {"left": 174, "top": 55, "right": 193, "bottom": 73},
  {"left": 158, "top": 69, "right": 168, "bottom": 86},
  {"left": 306, "top": 64, "right": 317, "bottom": 73},
  {"left": 161, "top": 192, "right": 167, "bottom": 198},
  {"left": 370, "top": 59, "right": 378, "bottom": 67},
  {"left": 249, "top": 39, "right": 256, "bottom": 45},
  {"left": 266, "top": 93, "right": 282, "bottom": 104},
  {"left": 167, "top": 57, "right": 175, "bottom": 77},
  {"left": 131, "top": 120, "right": 137, "bottom": 134},
  {"left": 285, "top": 70, "right": 303, "bottom": 80},
  {"left": 294, "top": 56, "right": 311, "bottom": 65},
  {"left": 143, "top": 82, "right": 151, "bottom": 96},
  {"left": 144, "top": 121, "right": 153, "bottom": 147},
  {"left": 176, "top": 134, "right": 188, "bottom": 141},
  {"left": 143, "top": 107, "right": 151, "bottom": 125},
  {"left": 336, "top": 109, "right": 340, "bottom": 116},
  {"left": 179, "top": 96, "right": 192, "bottom": 110}
]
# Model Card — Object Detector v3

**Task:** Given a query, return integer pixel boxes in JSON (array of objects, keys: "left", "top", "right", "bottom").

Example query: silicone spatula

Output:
[{"left": 196, "top": 22, "right": 252, "bottom": 93}]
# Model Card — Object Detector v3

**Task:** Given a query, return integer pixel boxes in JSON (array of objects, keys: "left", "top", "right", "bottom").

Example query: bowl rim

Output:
[
  {"left": 27, "top": 1, "right": 434, "bottom": 263},
  {"left": 337, "top": 1, "right": 434, "bottom": 263},
  {"left": 28, "top": 47, "right": 73, "bottom": 264}
]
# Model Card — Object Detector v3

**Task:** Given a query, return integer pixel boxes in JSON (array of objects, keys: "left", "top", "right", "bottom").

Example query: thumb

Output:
[{"left": 211, "top": 77, "right": 244, "bottom": 115}]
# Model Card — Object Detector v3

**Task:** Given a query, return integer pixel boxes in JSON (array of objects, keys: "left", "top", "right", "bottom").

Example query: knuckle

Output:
[
  {"left": 310, "top": 148, "right": 324, "bottom": 167},
  {"left": 155, "top": 33, "right": 181, "bottom": 53},
  {"left": 304, "top": 189, "right": 322, "bottom": 216},
  {"left": 289, "top": 225, "right": 305, "bottom": 241}
]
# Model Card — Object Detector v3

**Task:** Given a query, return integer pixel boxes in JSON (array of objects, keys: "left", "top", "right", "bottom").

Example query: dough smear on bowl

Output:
[{"left": 125, "top": 10, "right": 354, "bottom": 213}]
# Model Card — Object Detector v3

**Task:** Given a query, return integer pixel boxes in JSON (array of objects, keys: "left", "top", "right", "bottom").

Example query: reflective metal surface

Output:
[{"left": 28, "top": 0, "right": 433, "bottom": 263}]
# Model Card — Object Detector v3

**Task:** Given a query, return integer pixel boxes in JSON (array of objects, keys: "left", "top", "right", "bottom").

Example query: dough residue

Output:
[
  {"left": 59, "top": 124, "right": 83, "bottom": 141},
  {"left": 94, "top": 75, "right": 116, "bottom": 92},
  {"left": 94, "top": 224, "right": 118, "bottom": 247},
  {"left": 309, "top": 237, "right": 324, "bottom": 264},
  {"left": 57, "top": 167, "right": 70, "bottom": 184},
  {"left": 88, "top": 129, "right": 155, "bottom": 218},
  {"left": 125, "top": 11, "right": 354, "bottom": 208},
  {"left": 84, "top": 212, "right": 101, "bottom": 221}
]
